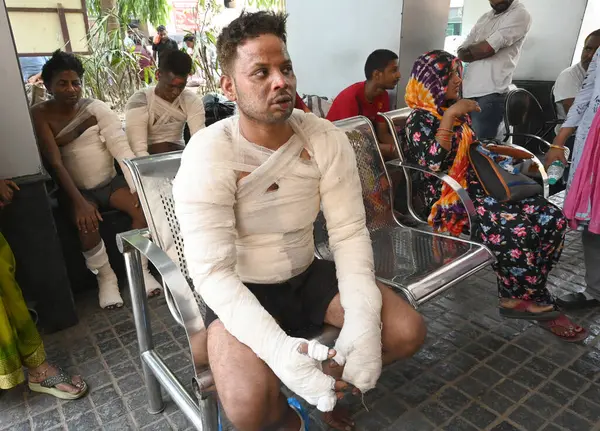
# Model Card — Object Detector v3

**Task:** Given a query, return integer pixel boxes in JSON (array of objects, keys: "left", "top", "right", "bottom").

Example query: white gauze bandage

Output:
[
  {"left": 311, "top": 122, "right": 383, "bottom": 394},
  {"left": 173, "top": 113, "right": 350, "bottom": 412},
  {"left": 56, "top": 99, "right": 136, "bottom": 192},
  {"left": 125, "top": 88, "right": 205, "bottom": 157}
]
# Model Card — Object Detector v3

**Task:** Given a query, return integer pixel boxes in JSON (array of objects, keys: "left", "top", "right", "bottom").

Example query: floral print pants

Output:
[{"left": 472, "top": 195, "right": 567, "bottom": 304}]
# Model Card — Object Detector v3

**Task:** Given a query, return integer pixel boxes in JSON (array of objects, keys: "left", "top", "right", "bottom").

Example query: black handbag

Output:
[{"left": 468, "top": 143, "right": 542, "bottom": 202}]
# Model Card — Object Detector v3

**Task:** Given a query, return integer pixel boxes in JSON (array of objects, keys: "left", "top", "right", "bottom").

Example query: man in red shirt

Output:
[{"left": 327, "top": 49, "right": 401, "bottom": 159}]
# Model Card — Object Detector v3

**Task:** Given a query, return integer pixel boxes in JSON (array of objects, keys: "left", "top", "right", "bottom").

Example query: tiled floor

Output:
[{"left": 3, "top": 229, "right": 600, "bottom": 430}]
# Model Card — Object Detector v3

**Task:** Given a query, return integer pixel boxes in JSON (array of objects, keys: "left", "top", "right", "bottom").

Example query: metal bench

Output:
[
  {"left": 378, "top": 109, "right": 550, "bottom": 227},
  {"left": 316, "top": 116, "right": 495, "bottom": 307}
]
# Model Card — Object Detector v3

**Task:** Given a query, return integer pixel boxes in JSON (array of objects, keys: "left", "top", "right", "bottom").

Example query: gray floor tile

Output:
[
  {"left": 461, "top": 403, "right": 498, "bottom": 429},
  {"left": 523, "top": 393, "right": 561, "bottom": 419},
  {"left": 97, "top": 399, "right": 127, "bottom": 424},
  {"left": 66, "top": 411, "right": 100, "bottom": 430},
  {"left": 553, "top": 410, "right": 592, "bottom": 431},
  {"left": 60, "top": 396, "right": 93, "bottom": 420},
  {"left": 31, "top": 408, "right": 63, "bottom": 431},
  {"left": 91, "top": 384, "right": 119, "bottom": 407},
  {"left": 508, "top": 406, "right": 545, "bottom": 431}
]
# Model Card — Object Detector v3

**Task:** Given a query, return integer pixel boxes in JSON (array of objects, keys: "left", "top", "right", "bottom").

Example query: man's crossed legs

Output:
[{"left": 207, "top": 281, "right": 426, "bottom": 431}]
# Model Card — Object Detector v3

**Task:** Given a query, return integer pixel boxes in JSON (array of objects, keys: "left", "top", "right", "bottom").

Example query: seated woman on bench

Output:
[
  {"left": 31, "top": 51, "right": 162, "bottom": 310},
  {"left": 125, "top": 50, "right": 205, "bottom": 156},
  {"left": 404, "top": 50, "right": 586, "bottom": 342}
]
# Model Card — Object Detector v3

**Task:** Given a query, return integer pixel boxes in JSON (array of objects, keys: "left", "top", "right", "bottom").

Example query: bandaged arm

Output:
[
  {"left": 90, "top": 101, "right": 137, "bottom": 192},
  {"left": 173, "top": 134, "right": 337, "bottom": 411},
  {"left": 184, "top": 92, "right": 206, "bottom": 136},
  {"left": 125, "top": 92, "right": 150, "bottom": 157},
  {"left": 314, "top": 129, "right": 383, "bottom": 393}
]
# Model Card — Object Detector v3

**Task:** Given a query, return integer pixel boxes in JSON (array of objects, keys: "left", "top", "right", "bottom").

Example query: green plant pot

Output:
[{"left": 224, "top": 0, "right": 236, "bottom": 7}]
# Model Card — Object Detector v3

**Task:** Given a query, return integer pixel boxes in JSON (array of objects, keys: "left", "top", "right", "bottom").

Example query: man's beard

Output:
[
  {"left": 492, "top": 1, "right": 512, "bottom": 13},
  {"left": 236, "top": 94, "right": 294, "bottom": 125}
]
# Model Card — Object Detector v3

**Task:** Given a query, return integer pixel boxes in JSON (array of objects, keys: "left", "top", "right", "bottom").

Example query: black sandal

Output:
[{"left": 499, "top": 300, "right": 560, "bottom": 321}]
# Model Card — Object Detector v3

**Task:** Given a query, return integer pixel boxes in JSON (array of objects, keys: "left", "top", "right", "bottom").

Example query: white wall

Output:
[
  {"left": 0, "top": 1, "right": 43, "bottom": 179},
  {"left": 572, "top": 0, "right": 600, "bottom": 65},
  {"left": 462, "top": 0, "right": 587, "bottom": 81},
  {"left": 397, "top": 0, "right": 451, "bottom": 107},
  {"left": 287, "top": 0, "right": 404, "bottom": 99}
]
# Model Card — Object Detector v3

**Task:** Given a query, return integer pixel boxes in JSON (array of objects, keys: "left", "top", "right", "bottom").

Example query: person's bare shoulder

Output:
[{"left": 30, "top": 99, "right": 53, "bottom": 123}]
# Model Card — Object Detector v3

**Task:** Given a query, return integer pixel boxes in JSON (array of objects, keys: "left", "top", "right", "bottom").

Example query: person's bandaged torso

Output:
[
  {"left": 125, "top": 87, "right": 205, "bottom": 157},
  {"left": 56, "top": 99, "right": 135, "bottom": 191},
  {"left": 173, "top": 110, "right": 383, "bottom": 410}
]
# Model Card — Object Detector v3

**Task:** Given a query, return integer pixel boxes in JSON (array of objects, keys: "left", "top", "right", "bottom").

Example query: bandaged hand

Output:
[
  {"left": 332, "top": 311, "right": 382, "bottom": 393},
  {"left": 331, "top": 278, "right": 383, "bottom": 393},
  {"left": 268, "top": 336, "right": 338, "bottom": 412}
]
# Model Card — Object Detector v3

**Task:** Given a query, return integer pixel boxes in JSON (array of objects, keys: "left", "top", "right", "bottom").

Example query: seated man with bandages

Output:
[
  {"left": 31, "top": 50, "right": 162, "bottom": 310},
  {"left": 125, "top": 50, "right": 206, "bottom": 156},
  {"left": 173, "top": 11, "right": 426, "bottom": 431}
]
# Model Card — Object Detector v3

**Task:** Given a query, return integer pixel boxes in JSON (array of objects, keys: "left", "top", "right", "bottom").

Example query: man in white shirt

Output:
[
  {"left": 554, "top": 30, "right": 600, "bottom": 120},
  {"left": 458, "top": 0, "right": 531, "bottom": 139},
  {"left": 173, "top": 10, "right": 425, "bottom": 431}
]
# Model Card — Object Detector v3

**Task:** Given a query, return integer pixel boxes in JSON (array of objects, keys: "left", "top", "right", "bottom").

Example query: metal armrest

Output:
[
  {"left": 387, "top": 160, "right": 476, "bottom": 231},
  {"left": 496, "top": 142, "right": 549, "bottom": 199},
  {"left": 117, "top": 229, "right": 201, "bottom": 329},
  {"left": 504, "top": 132, "right": 552, "bottom": 149}
]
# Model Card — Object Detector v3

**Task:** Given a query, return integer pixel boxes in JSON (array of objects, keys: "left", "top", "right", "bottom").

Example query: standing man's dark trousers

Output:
[{"left": 470, "top": 93, "right": 507, "bottom": 139}]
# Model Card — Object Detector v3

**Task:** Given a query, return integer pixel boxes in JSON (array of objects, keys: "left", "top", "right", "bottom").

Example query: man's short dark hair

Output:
[
  {"left": 586, "top": 29, "right": 600, "bottom": 42},
  {"left": 157, "top": 25, "right": 167, "bottom": 32},
  {"left": 41, "top": 50, "right": 84, "bottom": 84},
  {"left": 364, "top": 49, "right": 399, "bottom": 80},
  {"left": 159, "top": 49, "right": 193, "bottom": 77},
  {"left": 183, "top": 34, "right": 195, "bottom": 43},
  {"left": 217, "top": 11, "right": 287, "bottom": 74}
]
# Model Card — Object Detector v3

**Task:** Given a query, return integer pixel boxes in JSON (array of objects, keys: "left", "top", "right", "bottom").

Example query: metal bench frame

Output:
[
  {"left": 318, "top": 116, "right": 495, "bottom": 307},
  {"left": 379, "top": 108, "right": 550, "bottom": 223}
]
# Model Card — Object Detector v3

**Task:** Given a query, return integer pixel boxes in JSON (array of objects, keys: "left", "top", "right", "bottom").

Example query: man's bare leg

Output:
[
  {"left": 207, "top": 320, "right": 301, "bottom": 431},
  {"left": 321, "top": 281, "right": 427, "bottom": 429}
]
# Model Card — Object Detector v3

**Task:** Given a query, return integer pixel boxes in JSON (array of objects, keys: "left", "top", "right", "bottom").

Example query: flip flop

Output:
[
  {"left": 288, "top": 397, "right": 309, "bottom": 431},
  {"left": 539, "top": 314, "right": 588, "bottom": 343},
  {"left": 499, "top": 300, "right": 561, "bottom": 321},
  {"left": 28, "top": 367, "right": 88, "bottom": 400}
]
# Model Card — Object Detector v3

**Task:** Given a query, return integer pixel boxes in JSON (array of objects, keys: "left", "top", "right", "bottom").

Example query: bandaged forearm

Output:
[
  {"left": 89, "top": 101, "right": 137, "bottom": 192},
  {"left": 125, "top": 107, "right": 150, "bottom": 157},
  {"left": 173, "top": 140, "right": 337, "bottom": 412},
  {"left": 315, "top": 129, "right": 383, "bottom": 392},
  {"left": 184, "top": 94, "right": 206, "bottom": 136}
]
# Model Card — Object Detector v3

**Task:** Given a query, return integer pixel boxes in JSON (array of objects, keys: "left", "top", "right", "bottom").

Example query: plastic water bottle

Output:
[{"left": 548, "top": 147, "right": 570, "bottom": 185}]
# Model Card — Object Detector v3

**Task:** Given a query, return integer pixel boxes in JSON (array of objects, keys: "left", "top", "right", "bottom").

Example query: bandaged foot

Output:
[
  {"left": 141, "top": 256, "right": 162, "bottom": 298},
  {"left": 83, "top": 241, "right": 123, "bottom": 309}
]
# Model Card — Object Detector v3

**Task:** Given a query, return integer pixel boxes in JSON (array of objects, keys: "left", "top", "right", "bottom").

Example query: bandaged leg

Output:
[
  {"left": 141, "top": 256, "right": 163, "bottom": 297},
  {"left": 83, "top": 241, "right": 122, "bottom": 309}
]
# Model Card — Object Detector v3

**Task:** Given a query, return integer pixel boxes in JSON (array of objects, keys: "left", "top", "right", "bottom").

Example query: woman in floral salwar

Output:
[{"left": 404, "top": 50, "right": 586, "bottom": 342}]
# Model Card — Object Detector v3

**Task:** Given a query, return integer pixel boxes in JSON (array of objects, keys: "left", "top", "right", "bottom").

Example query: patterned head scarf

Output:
[{"left": 405, "top": 50, "right": 475, "bottom": 236}]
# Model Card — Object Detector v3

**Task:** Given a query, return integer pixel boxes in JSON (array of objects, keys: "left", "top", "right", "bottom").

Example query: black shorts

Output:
[
  {"left": 79, "top": 175, "right": 128, "bottom": 210},
  {"left": 204, "top": 259, "right": 339, "bottom": 338}
]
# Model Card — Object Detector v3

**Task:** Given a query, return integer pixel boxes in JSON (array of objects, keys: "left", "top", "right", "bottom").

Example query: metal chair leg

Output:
[
  {"left": 193, "top": 378, "right": 220, "bottom": 430},
  {"left": 123, "top": 247, "right": 164, "bottom": 414}
]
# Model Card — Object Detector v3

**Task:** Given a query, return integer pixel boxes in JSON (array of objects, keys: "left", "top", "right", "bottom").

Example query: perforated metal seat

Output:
[{"left": 323, "top": 116, "right": 495, "bottom": 307}]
